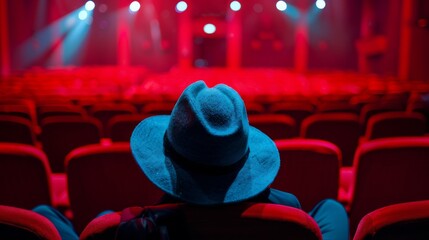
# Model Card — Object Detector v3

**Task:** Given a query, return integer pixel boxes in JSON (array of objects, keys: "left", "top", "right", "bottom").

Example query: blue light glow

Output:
[{"left": 78, "top": 10, "right": 88, "bottom": 20}]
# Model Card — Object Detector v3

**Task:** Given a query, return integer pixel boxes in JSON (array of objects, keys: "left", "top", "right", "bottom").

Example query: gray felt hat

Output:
[{"left": 130, "top": 80, "right": 280, "bottom": 205}]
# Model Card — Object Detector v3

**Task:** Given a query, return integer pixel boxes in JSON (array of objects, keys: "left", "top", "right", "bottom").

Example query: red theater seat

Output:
[
  {"left": 90, "top": 103, "right": 138, "bottom": 137},
  {"left": 362, "top": 111, "right": 426, "bottom": 141},
  {"left": 359, "top": 102, "right": 405, "bottom": 134},
  {"left": 249, "top": 114, "right": 297, "bottom": 139},
  {"left": 107, "top": 114, "right": 149, "bottom": 142},
  {"left": 65, "top": 143, "right": 164, "bottom": 232},
  {"left": 141, "top": 102, "right": 176, "bottom": 115},
  {"left": 40, "top": 116, "right": 102, "bottom": 173},
  {"left": 0, "top": 143, "right": 52, "bottom": 209},
  {"left": 346, "top": 137, "right": 429, "bottom": 235},
  {"left": 0, "top": 205, "right": 61, "bottom": 240},
  {"left": 37, "top": 104, "right": 87, "bottom": 123},
  {"left": 273, "top": 139, "right": 341, "bottom": 211},
  {"left": 300, "top": 113, "right": 360, "bottom": 167},
  {"left": 80, "top": 203, "right": 322, "bottom": 240},
  {"left": 353, "top": 200, "right": 429, "bottom": 240},
  {"left": 268, "top": 101, "right": 315, "bottom": 131},
  {"left": 0, "top": 115, "right": 38, "bottom": 146}
]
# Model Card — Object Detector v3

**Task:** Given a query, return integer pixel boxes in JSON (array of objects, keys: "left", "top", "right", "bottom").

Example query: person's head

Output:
[{"left": 130, "top": 80, "right": 280, "bottom": 205}]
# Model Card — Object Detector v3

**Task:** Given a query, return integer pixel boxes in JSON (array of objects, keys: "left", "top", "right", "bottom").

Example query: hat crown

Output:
[{"left": 166, "top": 81, "right": 249, "bottom": 167}]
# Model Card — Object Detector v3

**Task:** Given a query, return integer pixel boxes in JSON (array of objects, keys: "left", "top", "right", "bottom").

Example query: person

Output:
[{"left": 34, "top": 80, "right": 349, "bottom": 240}]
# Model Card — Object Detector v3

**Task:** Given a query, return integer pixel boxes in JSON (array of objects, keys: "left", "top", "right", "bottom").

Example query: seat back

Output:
[
  {"left": 0, "top": 143, "right": 52, "bottom": 209},
  {"left": 107, "top": 114, "right": 149, "bottom": 142},
  {"left": 0, "top": 115, "right": 37, "bottom": 145},
  {"left": 141, "top": 102, "right": 176, "bottom": 115},
  {"left": 80, "top": 203, "right": 322, "bottom": 240},
  {"left": 359, "top": 102, "right": 404, "bottom": 134},
  {"left": 0, "top": 205, "right": 61, "bottom": 240},
  {"left": 90, "top": 103, "right": 138, "bottom": 137},
  {"left": 269, "top": 102, "right": 315, "bottom": 130},
  {"left": 364, "top": 111, "right": 426, "bottom": 141},
  {"left": 273, "top": 139, "right": 341, "bottom": 211},
  {"left": 66, "top": 143, "right": 164, "bottom": 232},
  {"left": 353, "top": 200, "right": 429, "bottom": 240},
  {"left": 40, "top": 116, "right": 102, "bottom": 172},
  {"left": 300, "top": 113, "right": 360, "bottom": 166},
  {"left": 249, "top": 114, "right": 297, "bottom": 139},
  {"left": 37, "top": 104, "right": 87, "bottom": 123},
  {"left": 349, "top": 137, "right": 429, "bottom": 234}
]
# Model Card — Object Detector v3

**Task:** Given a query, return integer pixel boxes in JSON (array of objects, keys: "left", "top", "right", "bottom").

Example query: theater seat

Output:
[
  {"left": 80, "top": 203, "right": 322, "bottom": 240},
  {"left": 353, "top": 200, "right": 429, "bottom": 240},
  {"left": 40, "top": 116, "right": 102, "bottom": 173},
  {"left": 0, "top": 205, "right": 61, "bottom": 240},
  {"left": 273, "top": 139, "right": 341, "bottom": 211},
  {"left": 346, "top": 137, "right": 429, "bottom": 235},
  {"left": 0, "top": 143, "right": 53, "bottom": 209},
  {"left": 300, "top": 113, "right": 360, "bottom": 167},
  {"left": 362, "top": 111, "right": 426, "bottom": 142},
  {"left": 65, "top": 143, "right": 164, "bottom": 232},
  {"left": 249, "top": 114, "right": 297, "bottom": 139}
]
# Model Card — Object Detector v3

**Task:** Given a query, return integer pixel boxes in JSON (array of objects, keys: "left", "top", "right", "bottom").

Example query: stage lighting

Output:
[
  {"left": 203, "top": 23, "right": 216, "bottom": 34},
  {"left": 129, "top": 1, "right": 141, "bottom": 12},
  {"left": 230, "top": 1, "right": 241, "bottom": 11},
  {"left": 276, "top": 1, "right": 287, "bottom": 11},
  {"left": 85, "top": 1, "right": 95, "bottom": 11},
  {"left": 78, "top": 10, "right": 88, "bottom": 20},
  {"left": 316, "top": 0, "right": 326, "bottom": 9},
  {"left": 176, "top": 1, "right": 188, "bottom": 13}
]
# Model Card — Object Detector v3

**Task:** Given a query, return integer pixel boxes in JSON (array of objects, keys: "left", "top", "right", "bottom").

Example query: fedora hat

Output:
[{"left": 130, "top": 81, "right": 280, "bottom": 205}]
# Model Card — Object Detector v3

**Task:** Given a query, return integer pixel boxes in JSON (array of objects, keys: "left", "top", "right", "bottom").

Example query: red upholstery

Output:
[
  {"left": 0, "top": 115, "right": 37, "bottom": 145},
  {"left": 273, "top": 139, "right": 341, "bottom": 211},
  {"left": 353, "top": 200, "right": 429, "bottom": 240},
  {"left": 0, "top": 143, "right": 52, "bottom": 209},
  {"left": 316, "top": 101, "right": 359, "bottom": 114},
  {"left": 0, "top": 205, "right": 61, "bottom": 240},
  {"left": 363, "top": 111, "right": 426, "bottom": 141},
  {"left": 249, "top": 114, "right": 297, "bottom": 139},
  {"left": 65, "top": 143, "right": 164, "bottom": 232},
  {"left": 141, "top": 102, "right": 176, "bottom": 115},
  {"left": 359, "top": 102, "right": 405, "bottom": 134},
  {"left": 300, "top": 113, "right": 360, "bottom": 166},
  {"left": 40, "top": 116, "right": 102, "bottom": 172},
  {"left": 107, "top": 114, "right": 149, "bottom": 142},
  {"left": 90, "top": 103, "right": 137, "bottom": 137},
  {"left": 347, "top": 137, "right": 429, "bottom": 235},
  {"left": 37, "top": 104, "right": 87, "bottom": 123},
  {"left": 268, "top": 102, "right": 315, "bottom": 130},
  {"left": 80, "top": 203, "right": 322, "bottom": 240}
]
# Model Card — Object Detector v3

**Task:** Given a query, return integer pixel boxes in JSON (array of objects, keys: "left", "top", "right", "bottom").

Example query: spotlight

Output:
[
  {"left": 78, "top": 10, "right": 88, "bottom": 20},
  {"left": 176, "top": 1, "right": 188, "bottom": 13},
  {"left": 85, "top": 1, "right": 95, "bottom": 11},
  {"left": 316, "top": 0, "right": 326, "bottom": 9},
  {"left": 276, "top": 1, "right": 287, "bottom": 11},
  {"left": 230, "top": 1, "right": 241, "bottom": 11},
  {"left": 129, "top": 1, "right": 141, "bottom": 12},
  {"left": 203, "top": 23, "right": 216, "bottom": 34}
]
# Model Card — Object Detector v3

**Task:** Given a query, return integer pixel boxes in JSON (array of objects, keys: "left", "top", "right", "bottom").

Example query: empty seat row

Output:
[
  {"left": 2, "top": 136, "right": 429, "bottom": 234},
  {"left": 1, "top": 110, "right": 427, "bottom": 172}
]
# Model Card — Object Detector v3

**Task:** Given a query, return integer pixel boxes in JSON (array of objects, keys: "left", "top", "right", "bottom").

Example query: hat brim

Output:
[{"left": 130, "top": 115, "right": 280, "bottom": 205}]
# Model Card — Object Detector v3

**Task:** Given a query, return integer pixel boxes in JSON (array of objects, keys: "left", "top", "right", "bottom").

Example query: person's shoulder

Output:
[{"left": 266, "top": 188, "right": 302, "bottom": 209}]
